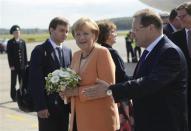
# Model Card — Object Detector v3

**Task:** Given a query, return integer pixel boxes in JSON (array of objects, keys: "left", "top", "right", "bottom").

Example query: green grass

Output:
[
  {"left": 0, "top": 31, "right": 129, "bottom": 43},
  {"left": 117, "top": 30, "right": 129, "bottom": 36},
  {"left": 0, "top": 33, "right": 74, "bottom": 43}
]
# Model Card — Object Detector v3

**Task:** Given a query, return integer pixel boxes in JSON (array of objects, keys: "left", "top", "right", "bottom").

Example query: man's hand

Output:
[
  {"left": 37, "top": 109, "right": 49, "bottom": 118},
  {"left": 82, "top": 79, "right": 110, "bottom": 99}
]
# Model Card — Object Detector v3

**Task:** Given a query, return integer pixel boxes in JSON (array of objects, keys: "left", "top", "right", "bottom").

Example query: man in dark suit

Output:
[
  {"left": 84, "top": 9, "right": 188, "bottom": 131},
  {"left": 110, "top": 9, "right": 189, "bottom": 131},
  {"left": 29, "top": 17, "right": 72, "bottom": 131},
  {"left": 163, "top": 9, "right": 182, "bottom": 39},
  {"left": 172, "top": 2, "right": 191, "bottom": 131},
  {"left": 7, "top": 25, "right": 28, "bottom": 102}
]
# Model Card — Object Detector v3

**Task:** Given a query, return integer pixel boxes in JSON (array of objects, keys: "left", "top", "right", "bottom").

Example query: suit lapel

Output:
[
  {"left": 182, "top": 29, "right": 189, "bottom": 55},
  {"left": 133, "top": 36, "right": 166, "bottom": 78},
  {"left": 133, "top": 60, "right": 141, "bottom": 77},
  {"left": 44, "top": 39, "right": 60, "bottom": 68},
  {"left": 167, "top": 24, "right": 174, "bottom": 33}
]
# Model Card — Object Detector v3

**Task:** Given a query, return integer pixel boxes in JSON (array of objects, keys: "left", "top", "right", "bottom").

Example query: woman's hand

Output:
[
  {"left": 37, "top": 109, "right": 49, "bottom": 118},
  {"left": 59, "top": 88, "right": 79, "bottom": 99},
  {"left": 59, "top": 88, "right": 79, "bottom": 104},
  {"left": 82, "top": 79, "right": 110, "bottom": 99}
]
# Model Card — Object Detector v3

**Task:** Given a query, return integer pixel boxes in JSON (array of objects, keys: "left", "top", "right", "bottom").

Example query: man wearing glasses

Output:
[
  {"left": 172, "top": 2, "right": 191, "bottom": 131},
  {"left": 84, "top": 8, "right": 188, "bottom": 131}
]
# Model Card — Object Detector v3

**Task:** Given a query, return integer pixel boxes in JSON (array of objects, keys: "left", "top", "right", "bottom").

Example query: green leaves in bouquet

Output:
[{"left": 45, "top": 68, "right": 81, "bottom": 95}]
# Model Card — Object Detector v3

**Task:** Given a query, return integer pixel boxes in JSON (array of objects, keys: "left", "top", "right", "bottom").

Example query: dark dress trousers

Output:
[
  {"left": 172, "top": 29, "right": 191, "bottom": 131},
  {"left": 125, "top": 37, "right": 136, "bottom": 62},
  {"left": 29, "top": 39, "right": 72, "bottom": 131},
  {"left": 7, "top": 38, "right": 27, "bottom": 101},
  {"left": 109, "top": 36, "right": 188, "bottom": 131}
]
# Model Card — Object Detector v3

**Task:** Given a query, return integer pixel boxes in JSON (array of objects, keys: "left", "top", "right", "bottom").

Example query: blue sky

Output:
[{"left": 0, "top": 0, "right": 163, "bottom": 29}]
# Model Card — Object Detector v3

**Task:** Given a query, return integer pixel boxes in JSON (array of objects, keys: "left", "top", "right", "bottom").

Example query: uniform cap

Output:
[{"left": 10, "top": 25, "right": 20, "bottom": 34}]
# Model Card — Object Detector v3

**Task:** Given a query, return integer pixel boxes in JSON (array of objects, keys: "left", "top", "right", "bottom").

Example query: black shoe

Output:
[
  {"left": 132, "top": 58, "right": 138, "bottom": 63},
  {"left": 12, "top": 97, "right": 17, "bottom": 102}
]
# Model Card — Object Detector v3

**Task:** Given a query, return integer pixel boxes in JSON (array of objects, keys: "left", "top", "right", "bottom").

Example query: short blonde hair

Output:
[{"left": 72, "top": 17, "right": 99, "bottom": 40}]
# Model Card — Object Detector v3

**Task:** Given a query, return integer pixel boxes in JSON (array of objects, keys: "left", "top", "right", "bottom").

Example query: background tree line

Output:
[{"left": 0, "top": 17, "right": 133, "bottom": 35}]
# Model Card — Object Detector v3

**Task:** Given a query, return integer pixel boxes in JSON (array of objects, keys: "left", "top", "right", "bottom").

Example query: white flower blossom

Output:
[
  {"left": 50, "top": 75, "right": 59, "bottom": 83},
  {"left": 45, "top": 68, "right": 81, "bottom": 95},
  {"left": 52, "top": 70, "right": 61, "bottom": 76},
  {"left": 59, "top": 71, "right": 71, "bottom": 78}
]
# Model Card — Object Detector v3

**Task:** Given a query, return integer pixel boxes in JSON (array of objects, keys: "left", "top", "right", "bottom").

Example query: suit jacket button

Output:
[{"left": 54, "top": 100, "right": 58, "bottom": 105}]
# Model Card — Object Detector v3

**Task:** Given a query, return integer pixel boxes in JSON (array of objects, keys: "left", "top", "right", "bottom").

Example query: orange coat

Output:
[{"left": 70, "top": 44, "right": 120, "bottom": 131}]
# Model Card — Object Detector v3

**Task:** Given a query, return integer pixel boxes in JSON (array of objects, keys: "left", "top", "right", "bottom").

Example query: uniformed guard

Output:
[{"left": 7, "top": 25, "right": 28, "bottom": 102}]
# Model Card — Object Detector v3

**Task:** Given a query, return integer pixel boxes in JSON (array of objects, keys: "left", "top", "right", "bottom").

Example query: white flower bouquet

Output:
[{"left": 45, "top": 68, "right": 81, "bottom": 103}]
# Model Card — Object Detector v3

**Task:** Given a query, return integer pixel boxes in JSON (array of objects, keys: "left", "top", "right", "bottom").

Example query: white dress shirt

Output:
[
  {"left": 145, "top": 34, "right": 164, "bottom": 59},
  {"left": 185, "top": 28, "right": 191, "bottom": 45},
  {"left": 169, "top": 23, "right": 177, "bottom": 32},
  {"left": 49, "top": 38, "right": 63, "bottom": 62}
]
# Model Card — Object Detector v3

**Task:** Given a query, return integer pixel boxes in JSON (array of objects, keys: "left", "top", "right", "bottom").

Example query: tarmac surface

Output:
[{"left": 0, "top": 36, "right": 137, "bottom": 131}]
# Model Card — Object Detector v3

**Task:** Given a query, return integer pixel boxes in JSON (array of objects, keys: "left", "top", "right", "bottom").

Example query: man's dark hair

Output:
[
  {"left": 176, "top": 2, "right": 191, "bottom": 16},
  {"left": 133, "top": 9, "right": 163, "bottom": 30},
  {"left": 49, "top": 17, "right": 69, "bottom": 34},
  {"left": 169, "top": 9, "right": 178, "bottom": 21}
]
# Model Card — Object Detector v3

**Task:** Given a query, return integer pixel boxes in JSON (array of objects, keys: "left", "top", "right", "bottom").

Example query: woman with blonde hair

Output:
[{"left": 60, "top": 17, "right": 120, "bottom": 131}]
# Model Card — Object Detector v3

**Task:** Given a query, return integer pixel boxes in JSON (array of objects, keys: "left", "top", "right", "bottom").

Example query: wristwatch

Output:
[{"left": 106, "top": 89, "right": 112, "bottom": 96}]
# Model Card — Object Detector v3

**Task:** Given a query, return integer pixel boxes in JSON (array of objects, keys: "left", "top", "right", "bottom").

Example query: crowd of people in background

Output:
[{"left": 3, "top": 1, "right": 191, "bottom": 131}]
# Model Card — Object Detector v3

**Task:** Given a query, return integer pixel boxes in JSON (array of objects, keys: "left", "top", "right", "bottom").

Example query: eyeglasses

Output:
[
  {"left": 132, "top": 26, "right": 147, "bottom": 33},
  {"left": 177, "top": 14, "right": 188, "bottom": 19}
]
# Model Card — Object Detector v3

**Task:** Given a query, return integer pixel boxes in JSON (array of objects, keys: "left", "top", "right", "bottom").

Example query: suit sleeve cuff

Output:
[{"left": 109, "top": 83, "right": 128, "bottom": 103}]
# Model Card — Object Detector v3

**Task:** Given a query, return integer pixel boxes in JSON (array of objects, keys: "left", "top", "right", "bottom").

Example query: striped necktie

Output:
[
  {"left": 135, "top": 50, "right": 149, "bottom": 73},
  {"left": 56, "top": 47, "right": 63, "bottom": 67}
]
